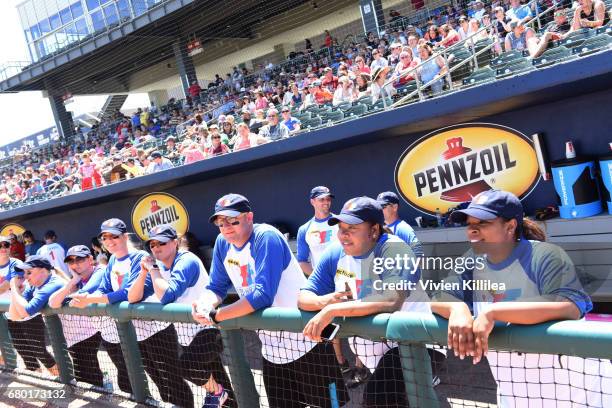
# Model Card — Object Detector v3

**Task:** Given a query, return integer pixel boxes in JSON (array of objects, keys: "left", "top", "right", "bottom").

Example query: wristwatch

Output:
[{"left": 209, "top": 308, "right": 220, "bottom": 324}]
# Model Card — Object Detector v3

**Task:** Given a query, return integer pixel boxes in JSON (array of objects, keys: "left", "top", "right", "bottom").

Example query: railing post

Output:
[
  {"left": 115, "top": 320, "right": 150, "bottom": 403},
  {"left": 398, "top": 343, "right": 440, "bottom": 408},
  {"left": 415, "top": 73, "right": 424, "bottom": 101},
  {"left": 44, "top": 315, "right": 74, "bottom": 384},
  {"left": 0, "top": 314, "right": 17, "bottom": 370},
  {"left": 470, "top": 36, "right": 479, "bottom": 69},
  {"left": 220, "top": 328, "right": 259, "bottom": 408},
  {"left": 442, "top": 50, "right": 453, "bottom": 91}
]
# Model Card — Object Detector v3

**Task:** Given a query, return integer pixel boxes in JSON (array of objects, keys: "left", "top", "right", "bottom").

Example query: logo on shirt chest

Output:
[
  {"left": 112, "top": 269, "right": 127, "bottom": 287},
  {"left": 310, "top": 230, "right": 333, "bottom": 244},
  {"left": 239, "top": 264, "right": 255, "bottom": 287}
]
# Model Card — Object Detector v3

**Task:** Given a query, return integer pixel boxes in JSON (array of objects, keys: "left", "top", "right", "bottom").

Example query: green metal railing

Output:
[{"left": 0, "top": 300, "right": 611, "bottom": 407}]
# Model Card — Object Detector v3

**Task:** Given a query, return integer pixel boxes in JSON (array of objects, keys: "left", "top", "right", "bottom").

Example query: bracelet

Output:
[{"left": 209, "top": 308, "right": 220, "bottom": 324}]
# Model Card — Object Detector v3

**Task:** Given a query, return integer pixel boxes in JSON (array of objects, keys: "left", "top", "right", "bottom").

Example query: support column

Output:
[
  {"left": 48, "top": 94, "right": 75, "bottom": 141},
  {"left": 172, "top": 39, "right": 199, "bottom": 98},
  {"left": 360, "top": 0, "right": 385, "bottom": 35}
]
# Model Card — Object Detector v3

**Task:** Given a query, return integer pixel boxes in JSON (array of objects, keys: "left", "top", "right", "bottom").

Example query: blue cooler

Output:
[
  {"left": 551, "top": 157, "right": 602, "bottom": 219},
  {"left": 599, "top": 154, "right": 612, "bottom": 214}
]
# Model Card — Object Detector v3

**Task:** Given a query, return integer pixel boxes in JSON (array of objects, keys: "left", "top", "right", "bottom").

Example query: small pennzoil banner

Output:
[
  {"left": 395, "top": 123, "right": 539, "bottom": 215},
  {"left": 0, "top": 223, "right": 25, "bottom": 237},
  {"left": 131, "top": 192, "right": 189, "bottom": 241}
]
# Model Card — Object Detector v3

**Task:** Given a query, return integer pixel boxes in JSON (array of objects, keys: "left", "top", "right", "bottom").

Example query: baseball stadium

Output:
[{"left": 0, "top": 0, "right": 611, "bottom": 407}]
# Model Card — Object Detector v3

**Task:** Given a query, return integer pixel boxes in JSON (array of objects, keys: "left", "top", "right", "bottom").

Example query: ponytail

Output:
[{"left": 518, "top": 218, "right": 546, "bottom": 242}]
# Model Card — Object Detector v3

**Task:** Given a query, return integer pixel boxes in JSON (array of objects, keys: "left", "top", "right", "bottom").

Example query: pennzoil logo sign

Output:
[
  {"left": 131, "top": 193, "right": 189, "bottom": 240},
  {"left": 395, "top": 124, "right": 539, "bottom": 215}
]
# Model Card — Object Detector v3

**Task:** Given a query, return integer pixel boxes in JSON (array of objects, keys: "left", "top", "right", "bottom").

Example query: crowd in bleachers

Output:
[{"left": 1, "top": 0, "right": 610, "bottom": 212}]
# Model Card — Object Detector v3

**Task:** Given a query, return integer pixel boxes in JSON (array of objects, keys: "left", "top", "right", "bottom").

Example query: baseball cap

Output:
[
  {"left": 64, "top": 245, "right": 92, "bottom": 262},
  {"left": 0, "top": 235, "right": 11, "bottom": 243},
  {"left": 376, "top": 191, "right": 400, "bottom": 206},
  {"left": 150, "top": 151, "right": 162, "bottom": 159},
  {"left": 146, "top": 224, "right": 178, "bottom": 246},
  {"left": 99, "top": 218, "right": 127, "bottom": 237},
  {"left": 17, "top": 255, "right": 53, "bottom": 271},
  {"left": 329, "top": 196, "right": 384, "bottom": 226},
  {"left": 209, "top": 124, "right": 219, "bottom": 129},
  {"left": 209, "top": 194, "right": 252, "bottom": 223},
  {"left": 165, "top": 136, "right": 176, "bottom": 142},
  {"left": 450, "top": 190, "right": 523, "bottom": 224},
  {"left": 310, "top": 186, "right": 335, "bottom": 199}
]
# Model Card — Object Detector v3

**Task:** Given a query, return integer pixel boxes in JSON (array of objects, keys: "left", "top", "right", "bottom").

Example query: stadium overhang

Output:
[{"left": 0, "top": 0, "right": 313, "bottom": 95}]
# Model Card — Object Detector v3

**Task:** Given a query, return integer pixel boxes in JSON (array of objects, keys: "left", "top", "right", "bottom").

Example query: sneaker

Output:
[{"left": 202, "top": 385, "right": 228, "bottom": 408}]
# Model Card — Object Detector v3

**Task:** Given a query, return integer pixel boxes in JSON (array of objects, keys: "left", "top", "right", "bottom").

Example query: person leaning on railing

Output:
[
  {"left": 430, "top": 189, "right": 611, "bottom": 407},
  {"left": 298, "top": 196, "right": 431, "bottom": 408},
  {"left": 416, "top": 44, "right": 448, "bottom": 95},
  {"left": 48, "top": 245, "right": 105, "bottom": 388},
  {"left": 128, "top": 224, "right": 236, "bottom": 407},
  {"left": 6, "top": 255, "right": 62, "bottom": 377},
  {"left": 571, "top": 0, "right": 609, "bottom": 31},
  {"left": 192, "top": 193, "right": 349, "bottom": 408}
]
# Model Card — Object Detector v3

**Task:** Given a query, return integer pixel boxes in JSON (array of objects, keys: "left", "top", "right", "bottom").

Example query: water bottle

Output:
[
  {"left": 103, "top": 371, "right": 114, "bottom": 393},
  {"left": 435, "top": 208, "right": 443, "bottom": 228}
]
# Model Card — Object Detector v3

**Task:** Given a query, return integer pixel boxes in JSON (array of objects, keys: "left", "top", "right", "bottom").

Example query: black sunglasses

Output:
[{"left": 0, "top": 242, "right": 10, "bottom": 249}]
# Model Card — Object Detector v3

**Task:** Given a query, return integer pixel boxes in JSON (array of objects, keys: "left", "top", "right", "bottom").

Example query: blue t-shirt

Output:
[
  {"left": 22, "top": 275, "right": 64, "bottom": 316},
  {"left": 25, "top": 241, "right": 43, "bottom": 257},
  {"left": 444, "top": 240, "right": 592, "bottom": 317},
  {"left": 76, "top": 265, "right": 106, "bottom": 295},
  {"left": 95, "top": 251, "right": 153, "bottom": 304},
  {"left": 158, "top": 250, "right": 203, "bottom": 305},
  {"left": 388, "top": 219, "right": 424, "bottom": 258},
  {"left": 283, "top": 117, "right": 301, "bottom": 131}
]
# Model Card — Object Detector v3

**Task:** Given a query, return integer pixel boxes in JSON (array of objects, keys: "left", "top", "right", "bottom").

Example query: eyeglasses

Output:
[
  {"left": 149, "top": 241, "right": 169, "bottom": 249},
  {"left": 100, "top": 234, "right": 121, "bottom": 242},
  {"left": 66, "top": 257, "right": 87, "bottom": 265},
  {"left": 214, "top": 215, "right": 243, "bottom": 228},
  {"left": 0, "top": 242, "right": 10, "bottom": 249}
]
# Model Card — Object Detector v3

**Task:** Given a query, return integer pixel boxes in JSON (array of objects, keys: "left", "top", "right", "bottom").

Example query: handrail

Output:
[{"left": 1, "top": 301, "right": 611, "bottom": 359}]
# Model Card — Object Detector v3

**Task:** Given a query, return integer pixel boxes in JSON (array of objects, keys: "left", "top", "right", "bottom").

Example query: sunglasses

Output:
[
  {"left": 0, "top": 242, "right": 10, "bottom": 249},
  {"left": 214, "top": 216, "right": 242, "bottom": 228},
  {"left": 100, "top": 234, "right": 121, "bottom": 242},
  {"left": 149, "top": 241, "right": 169, "bottom": 249}
]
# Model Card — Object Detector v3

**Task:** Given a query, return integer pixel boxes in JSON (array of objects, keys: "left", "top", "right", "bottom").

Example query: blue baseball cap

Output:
[
  {"left": 329, "top": 196, "right": 384, "bottom": 226},
  {"left": 450, "top": 190, "right": 523, "bottom": 224},
  {"left": 64, "top": 245, "right": 92, "bottom": 262},
  {"left": 209, "top": 194, "right": 252, "bottom": 223},
  {"left": 310, "top": 186, "right": 335, "bottom": 199},
  {"left": 16, "top": 255, "right": 53, "bottom": 271},
  {"left": 146, "top": 224, "right": 178, "bottom": 246},
  {"left": 376, "top": 191, "right": 400, "bottom": 206},
  {"left": 99, "top": 218, "right": 128, "bottom": 237}
]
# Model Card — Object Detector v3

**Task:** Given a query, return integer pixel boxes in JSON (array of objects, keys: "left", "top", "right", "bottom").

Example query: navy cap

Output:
[
  {"left": 151, "top": 151, "right": 162, "bottom": 159},
  {"left": 376, "top": 191, "right": 400, "bottom": 206},
  {"left": 329, "top": 196, "right": 384, "bottom": 226},
  {"left": 450, "top": 190, "right": 523, "bottom": 224},
  {"left": 209, "top": 194, "right": 252, "bottom": 223},
  {"left": 310, "top": 186, "right": 335, "bottom": 200},
  {"left": 17, "top": 255, "right": 53, "bottom": 271},
  {"left": 0, "top": 236, "right": 11, "bottom": 243},
  {"left": 64, "top": 245, "right": 92, "bottom": 262},
  {"left": 99, "top": 218, "right": 127, "bottom": 237},
  {"left": 146, "top": 224, "right": 178, "bottom": 246}
]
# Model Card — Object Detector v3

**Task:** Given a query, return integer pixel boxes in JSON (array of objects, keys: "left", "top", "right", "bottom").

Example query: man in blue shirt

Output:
[
  {"left": 22, "top": 230, "right": 43, "bottom": 257},
  {"left": 506, "top": 0, "right": 532, "bottom": 24},
  {"left": 281, "top": 106, "right": 301, "bottom": 133},
  {"left": 377, "top": 191, "right": 424, "bottom": 257}
]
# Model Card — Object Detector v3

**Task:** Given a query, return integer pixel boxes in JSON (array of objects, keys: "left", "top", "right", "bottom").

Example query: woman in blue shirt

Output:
[{"left": 7, "top": 255, "right": 64, "bottom": 376}]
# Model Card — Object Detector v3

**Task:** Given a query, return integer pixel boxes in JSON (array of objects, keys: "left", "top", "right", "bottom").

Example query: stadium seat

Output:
[
  {"left": 320, "top": 110, "right": 344, "bottom": 124},
  {"left": 532, "top": 46, "right": 572, "bottom": 67},
  {"left": 596, "top": 24, "right": 612, "bottom": 35},
  {"left": 332, "top": 102, "right": 351, "bottom": 111},
  {"left": 571, "top": 34, "right": 611, "bottom": 56},
  {"left": 343, "top": 103, "right": 367, "bottom": 118},
  {"left": 474, "top": 38, "right": 494, "bottom": 67},
  {"left": 302, "top": 116, "right": 322, "bottom": 129},
  {"left": 496, "top": 58, "right": 533, "bottom": 78},
  {"left": 462, "top": 67, "right": 495, "bottom": 87},
  {"left": 559, "top": 28, "right": 595, "bottom": 49},
  {"left": 354, "top": 96, "right": 372, "bottom": 106},
  {"left": 490, "top": 50, "right": 524, "bottom": 69},
  {"left": 396, "top": 81, "right": 419, "bottom": 99},
  {"left": 369, "top": 97, "right": 393, "bottom": 112},
  {"left": 294, "top": 111, "right": 312, "bottom": 122}
]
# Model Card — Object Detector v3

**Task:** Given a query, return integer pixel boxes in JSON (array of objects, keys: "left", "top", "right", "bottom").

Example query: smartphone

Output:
[
  {"left": 321, "top": 323, "right": 340, "bottom": 341},
  {"left": 142, "top": 255, "right": 156, "bottom": 270}
]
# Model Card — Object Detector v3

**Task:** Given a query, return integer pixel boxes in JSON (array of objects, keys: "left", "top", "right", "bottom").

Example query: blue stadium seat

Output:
[
  {"left": 496, "top": 58, "right": 533, "bottom": 78},
  {"left": 343, "top": 103, "right": 368, "bottom": 118},
  {"left": 532, "top": 46, "right": 573, "bottom": 68},
  {"left": 320, "top": 110, "right": 344, "bottom": 124},
  {"left": 571, "top": 34, "right": 612, "bottom": 56},
  {"left": 462, "top": 67, "right": 495, "bottom": 87}
]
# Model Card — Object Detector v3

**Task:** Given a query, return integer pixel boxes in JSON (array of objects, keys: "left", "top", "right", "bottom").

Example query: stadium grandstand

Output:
[{"left": 0, "top": 0, "right": 611, "bottom": 407}]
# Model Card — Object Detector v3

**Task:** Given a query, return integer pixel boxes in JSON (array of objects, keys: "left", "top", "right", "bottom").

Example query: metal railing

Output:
[{"left": 0, "top": 300, "right": 610, "bottom": 407}]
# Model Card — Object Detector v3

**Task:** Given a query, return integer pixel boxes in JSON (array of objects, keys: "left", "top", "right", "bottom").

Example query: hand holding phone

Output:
[{"left": 321, "top": 323, "right": 340, "bottom": 341}]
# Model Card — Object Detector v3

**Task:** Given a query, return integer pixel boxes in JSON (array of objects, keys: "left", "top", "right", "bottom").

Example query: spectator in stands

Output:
[
  {"left": 64, "top": 176, "right": 81, "bottom": 194},
  {"left": 164, "top": 136, "right": 181, "bottom": 161},
  {"left": 9, "top": 234, "right": 25, "bottom": 261},
  {"left": 28, "top": 178, "right": 45, "bottom": 198},
  {"left": 528, "top": 9, "right": 572, "bottom": 57},
  {"left": 506, "top": 0, "right": 533, "bottom": 24},
  {"left": 355, "top": 73, "right": 371, "bottom": 97},
  {"left": 408, "top": 35, "right": 420, "bottom": 58},
  {"left": 7, "top": 255, "right": 61, "bottom": 376},
  {"left": 388, "top": 42, "right": 403, "bottom": 68},
  {"left": 233, "top": 123, "right": 266, "bottom": 152},
  {"left": 254, "top": 91, "right": 269, "bottom": 110},
  {"left": 0, "top": 185, "right": 12, "bottom": 204},
  {"left": 321, "top": 67, "right": 339, "bottom": 91},
  {"left": 439, "top": 23, "right": 462, "bottom": 46},
  {"left": 473, "top": 0, "right": 487, "bottom": 21},
  {"left": 109, "top": 156, "right": 127, "bottom": 183},
  {"left": 333, "top": 76, "right": 356, "bottom": 106},
  {"left": 425, "top": 25, "right": 443, "bottom": 42},
  {"left": 494, "top": 6, "right": 511, "bottom": 36},
  {"left": 392, "top": 51, "right": 419, "bottom": 88},
  {"left": 259, "top": 109, "right": 290, "bottom": 141},
  {"left": 146, "top": 151, "right": 174, "bottom": 174},
  {"left": 370, "top": 49, "right": 389, "bottom": 71},
  {"left": 354, "top": 56, "right": 371, "bottom": 74},
  {"left": 505, "top": 21, "right": 536, "bottom": 52},
  {"left": 417, "top": 43, "right": 448, "bottom": 95},
  {"left": 222, "top": 120, "right": 236, "bottom": 144},
  {"left": 281, "top": 106, "right": 301, "bottom": 133},
  {"left": 131, "top": 109, "right": 142, "bottom": 129},
  {"left": 122, "top": 157, "right": 145, "bottom": 179},
  {"left": 205, "top": 131, "right": 230, "bottom": 157},
  {"left": 571, "top": 0, "right": 609, "bottom": 30},
  {"left": 23, "top": 231, "right": 43, "bottom": 257},
  {"left": 467, "top": 18, "right": 489, "bottom": 43},
  {"left": 78, "top": 153, "right": 104, "bottom": 191},
  {"left": 312, "top": 81, "right": 334, "bottom": 105},
  {"left": 371, "top": 67, "right": 396, "bottom": 102},
  {"left": 182, "top": 142, "right": 206, "bottom": 164}
]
